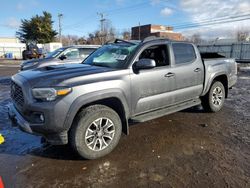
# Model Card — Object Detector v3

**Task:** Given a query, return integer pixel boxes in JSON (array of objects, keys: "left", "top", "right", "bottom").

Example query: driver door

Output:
[{"left": 130, "top": 44, "right": 175, "bottom": 115}]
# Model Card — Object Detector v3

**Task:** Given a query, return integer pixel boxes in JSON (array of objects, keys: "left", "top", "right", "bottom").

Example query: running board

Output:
[{"left": 130, "top": 98, "right": 201, "bottom": 123}]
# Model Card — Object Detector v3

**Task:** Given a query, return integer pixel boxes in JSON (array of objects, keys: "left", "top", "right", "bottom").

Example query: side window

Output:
[
  {"left": 139, "top": 45, "right": 169, "bottom": 67},
  {"left": 64, "top": 48, "right": 80, "bottom": 59},
  {"left": 172, "top": 43, "right": 196, "bottom": 64},
  {"left": 79, "top": 48, "right": 96, "bottom": 59}
]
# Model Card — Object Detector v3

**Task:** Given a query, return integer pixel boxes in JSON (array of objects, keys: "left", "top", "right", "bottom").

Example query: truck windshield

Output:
[{"left": 83, "top": 44, "right": 137, "bottom": 69}]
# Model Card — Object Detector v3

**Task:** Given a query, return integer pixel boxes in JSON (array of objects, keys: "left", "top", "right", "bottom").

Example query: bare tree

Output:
[
  {"left": 61, "top": 35, "right": 79, "bottom": 46},
  {"left": 190, "top": 33, "right": 203, "bottom": 44},
  {"left": 87, "top": 19, "right": 117, "bottom": 45},
  {"left": 77, "top": 37, "right": 87, "bottom": 45},
  {"left": 87, "top": 31, "right": 102, "bottom": 45},
  {"left": 236, "top": 29, "right": 250, "bottom": 42},
  {"left": 122, "top": 30, "right": 131, "bottom": 40}
]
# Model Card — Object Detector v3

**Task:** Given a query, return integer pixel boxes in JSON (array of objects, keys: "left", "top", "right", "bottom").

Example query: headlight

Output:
[{"left": 32, "top": 87, "right": 72, "bottom": 101}]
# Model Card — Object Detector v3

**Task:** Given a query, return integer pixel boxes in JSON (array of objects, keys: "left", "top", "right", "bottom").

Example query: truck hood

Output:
[
  {"left": 17, "top": 63, "right": 115, "bottom": 86},
  {"left": 21, "top": 57, "right": 53, "bottom": 66}
]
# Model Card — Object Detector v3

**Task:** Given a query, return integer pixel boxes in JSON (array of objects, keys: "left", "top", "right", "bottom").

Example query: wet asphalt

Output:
[{"left": 0, "top": 62, "right": 249, "bottom": 188}]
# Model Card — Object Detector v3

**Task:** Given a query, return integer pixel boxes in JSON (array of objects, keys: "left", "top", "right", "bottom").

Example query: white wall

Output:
[
  {"left": 43, "top": 42, "right": 62, "bottom": 53},
  {"left": 0, "top": 43, "right": 26, "bottom": 59},
  {"left": 0, "top": 42, "right": 62, "bottom": 59}
]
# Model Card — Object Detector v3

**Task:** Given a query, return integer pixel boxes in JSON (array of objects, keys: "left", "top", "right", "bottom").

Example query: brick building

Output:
[{"left": 131, "top": 24, "right": 184, "bottom": 41}]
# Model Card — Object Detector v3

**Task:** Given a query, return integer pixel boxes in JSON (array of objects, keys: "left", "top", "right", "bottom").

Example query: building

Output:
[
  {"left": 131, "top": 24, "right": 184, "bottom": 41},
  {"left": 0, "top": 37, "right": 25, "bottom": 59},
  {"left": 0, "top": 37, "right": 62, "bottom": 59}
]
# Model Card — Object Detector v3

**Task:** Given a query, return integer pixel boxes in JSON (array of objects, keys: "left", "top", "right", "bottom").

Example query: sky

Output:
[{"left": 0, "top": 0, "right": 250, "bottom": 39}]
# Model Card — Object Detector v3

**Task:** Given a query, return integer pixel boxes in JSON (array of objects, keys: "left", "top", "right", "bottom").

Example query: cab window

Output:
[
  {"left": 172, "top": 43, "right": 196, "bottom": 64},
  {"left": 139, "top": 45, "right": 169, "bottom": 67}
]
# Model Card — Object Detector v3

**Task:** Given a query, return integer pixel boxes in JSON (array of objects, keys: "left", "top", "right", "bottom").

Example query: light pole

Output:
[{"left": 58, "top": 13, "right": 63, "bottom": 43}]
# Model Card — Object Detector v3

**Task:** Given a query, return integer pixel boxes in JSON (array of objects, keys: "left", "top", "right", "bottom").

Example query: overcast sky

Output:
[{"left": 0, "top": 0, "right": 250, "bottom": 39}]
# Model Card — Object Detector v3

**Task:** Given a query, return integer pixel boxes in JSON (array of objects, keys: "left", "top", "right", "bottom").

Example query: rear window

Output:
[{"left": 173, "top": 43, "right": 196, "bottom": 64}]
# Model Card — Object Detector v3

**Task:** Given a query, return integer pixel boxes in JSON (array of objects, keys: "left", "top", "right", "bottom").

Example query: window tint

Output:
[
  {"left": 139, "top": 45, "right": 169, "bottom": 67},
  {"left": 172, "top": 43, "right": 196, "bottom": 64},
  {"left": 64, "top": 48, "right": 80, "bottom": 59}
]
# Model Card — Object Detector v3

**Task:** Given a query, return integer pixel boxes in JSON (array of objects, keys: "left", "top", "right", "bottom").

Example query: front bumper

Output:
[
  {"left": 8, "top": 103, "right": 33, "bottom": 134},
  {"left": 8, "top": 103, "right": 68, "bottom": 145}
]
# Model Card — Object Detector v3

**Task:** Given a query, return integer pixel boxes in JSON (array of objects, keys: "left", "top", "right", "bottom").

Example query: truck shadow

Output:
[
  {"left": 1, "top": 105, "right": 205, "bottom": 161},
  {"left": 181, "top": 106, "right": 206, "bottom": 113},
  {"left": 29, "top": 144, "right": 84, "bottom": 161}
]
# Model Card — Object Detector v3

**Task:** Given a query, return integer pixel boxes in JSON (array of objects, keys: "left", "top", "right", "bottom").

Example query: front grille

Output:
[{"left": 11, "top": 81, "right": 24, "bottom": 107}]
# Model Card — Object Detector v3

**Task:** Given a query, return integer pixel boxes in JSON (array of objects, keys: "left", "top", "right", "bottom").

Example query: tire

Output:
[
  {"left": 22, "top": 50, "right": 27, "bottom": 60},
  {"left": 70, "top": 105, "right": 122, "bottom": 159},
  {"left": 201, "top": 81, "right": 225, "bottom": 112}
]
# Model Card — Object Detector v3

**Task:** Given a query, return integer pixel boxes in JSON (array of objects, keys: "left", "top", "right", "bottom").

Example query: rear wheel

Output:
[
  {"left": 70, "top": 105, "right": 122, "bottom": 159},
  {"left": 201, "top": 81, "right": 225, "bottom": 112}
]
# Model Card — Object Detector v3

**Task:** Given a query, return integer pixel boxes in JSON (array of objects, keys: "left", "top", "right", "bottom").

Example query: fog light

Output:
[{"left": 40, "top": 114, "right": 45, "bottom": 122}]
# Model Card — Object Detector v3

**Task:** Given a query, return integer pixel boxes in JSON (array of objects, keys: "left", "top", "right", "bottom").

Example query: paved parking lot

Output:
[{"left": 0, "top": 61, "right": 249, "bottom": 187}]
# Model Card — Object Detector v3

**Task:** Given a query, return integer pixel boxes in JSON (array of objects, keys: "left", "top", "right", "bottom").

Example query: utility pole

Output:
[
  {"left": 58, "top": 13, "right": 63, "bottom": 43},
  {"left": 97, "top": 12, "right": 106, "bottom": 44}
]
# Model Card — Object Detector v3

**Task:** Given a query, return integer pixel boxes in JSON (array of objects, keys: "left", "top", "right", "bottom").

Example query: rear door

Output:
[{"left": 170, "top": 43, "right": 204, "bottom": 103}]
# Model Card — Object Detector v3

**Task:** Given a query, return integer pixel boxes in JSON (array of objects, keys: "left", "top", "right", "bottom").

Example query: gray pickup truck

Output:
[{"left": 8, "top": 38, "right": 237, "bottom": 159}]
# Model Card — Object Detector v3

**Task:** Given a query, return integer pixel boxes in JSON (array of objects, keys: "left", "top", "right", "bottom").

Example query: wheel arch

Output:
[
  {"left": 213, "top": 75, "right": 228, "bottom": 98},
  {"left": 64, "top": 90, "right": 130, "bottom": 136},
  {"left": 203, "top": 73, "right": 229, "bottom": 98}
]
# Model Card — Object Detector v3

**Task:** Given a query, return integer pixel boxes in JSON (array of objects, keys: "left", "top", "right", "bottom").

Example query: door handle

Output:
[
  {"left": 165, "top": 72, "right": 175, "bottom": 77},
  {"left": 194, "top": 68, "right": 201, "bottom": 72}
]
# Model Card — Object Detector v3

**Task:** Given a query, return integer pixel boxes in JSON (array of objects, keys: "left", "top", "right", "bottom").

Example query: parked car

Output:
[
  {"left": 9, "top": 38, "right": 237, "bottom": 159},
  {"left": 20, "top": 45, "right": 100, "bottom": 71}
]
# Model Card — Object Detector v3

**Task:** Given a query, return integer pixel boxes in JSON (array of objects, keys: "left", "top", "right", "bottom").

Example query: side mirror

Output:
[
  {"left": 59, "top": 54, "right": 67, "bottom": 60},
  {"left": 134, "top": 59, "right": 156, "bottom": 70}
]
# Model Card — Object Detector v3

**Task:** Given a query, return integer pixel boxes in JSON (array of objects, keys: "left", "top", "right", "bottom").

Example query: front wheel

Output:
[
  {"left": 70, "top": 105, "right": 122, "bottom": 159},
  {"left": 201, "top": 81, "right": 225, "bottom": 112}
]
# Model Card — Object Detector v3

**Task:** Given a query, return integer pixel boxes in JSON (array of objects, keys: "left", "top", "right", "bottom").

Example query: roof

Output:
[{"left": 64, "top": 45, "right": 101, "bottom": 49}]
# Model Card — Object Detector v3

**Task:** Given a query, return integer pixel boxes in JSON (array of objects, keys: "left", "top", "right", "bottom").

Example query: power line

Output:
[
  {"left": 173, "top": 13, "right": 250, "bottom": 28},
  {"left": 64, "top": 1, "right": 151, "bottom": 29},
  {"left": 60, "top": 1, "right": 250, "bottom": 36},
  {"left": 175, "top": 17, "right": 250, "bottom": 30}
]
